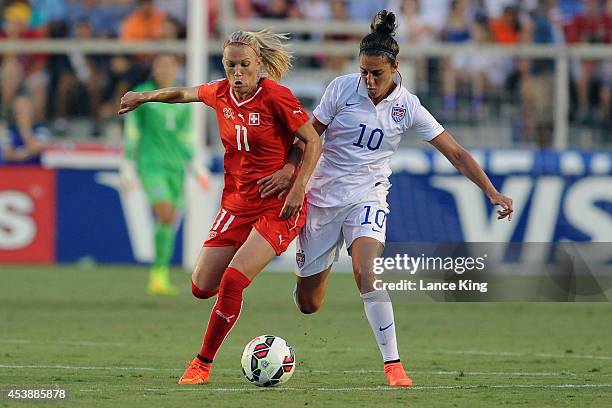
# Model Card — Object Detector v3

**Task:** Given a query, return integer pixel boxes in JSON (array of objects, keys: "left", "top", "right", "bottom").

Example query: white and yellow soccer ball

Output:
[{"left": 241, "top": 335, "right": 295, "bottom": 387}]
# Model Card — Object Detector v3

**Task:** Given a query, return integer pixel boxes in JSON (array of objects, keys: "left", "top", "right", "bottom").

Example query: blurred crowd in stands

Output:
[{"left": 0, "top": 0, "right": 610, "bottom": 149}]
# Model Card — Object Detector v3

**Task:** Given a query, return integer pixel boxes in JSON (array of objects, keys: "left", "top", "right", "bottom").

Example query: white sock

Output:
[
  {"left": 292, "top": 284, "right": 299, "bottom": 309},
  {"left": 361, "top": 290, "right": 400, "bottom": 363}
]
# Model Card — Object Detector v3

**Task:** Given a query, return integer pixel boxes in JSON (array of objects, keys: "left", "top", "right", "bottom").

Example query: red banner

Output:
[{"left": 0, "top": 167, "right": 55, "bottom": 263}]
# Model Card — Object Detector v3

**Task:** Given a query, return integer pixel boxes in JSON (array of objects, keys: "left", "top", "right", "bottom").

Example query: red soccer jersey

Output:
[
  {"left": 198, "top": 77, "right": 310, "bottom": 214},
  {"left": 564, "top": 14, "right": 608, "bottom": 43}
]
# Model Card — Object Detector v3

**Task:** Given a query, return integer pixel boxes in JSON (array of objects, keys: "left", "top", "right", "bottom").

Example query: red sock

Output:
[{"left": 199, "top": 267, "right": 251, "bottom": 361}]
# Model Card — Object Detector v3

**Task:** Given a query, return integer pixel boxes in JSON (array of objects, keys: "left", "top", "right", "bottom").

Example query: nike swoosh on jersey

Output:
[
  {"left": 345, "top": 101, "right": 359, "bottom": 107},
  {"left": 379, "top": 322, "right": 394, "bottom": 332}
]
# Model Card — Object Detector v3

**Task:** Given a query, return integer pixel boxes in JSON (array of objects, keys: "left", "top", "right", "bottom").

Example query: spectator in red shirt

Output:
[
  {"left": 564, "top": 0, "right": 606, "bottom": 43},
  {"left": 604, "top": 0, "right": 612, "bottom": 43},
  {"left": 601, "top": 0, "right": 611, "bottom": 124},
  {"left": 564, "top": 0, "right": 609, "bottom": 122}
]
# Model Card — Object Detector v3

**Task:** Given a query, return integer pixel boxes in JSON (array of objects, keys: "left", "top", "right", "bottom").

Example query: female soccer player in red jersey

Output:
[{"left": 119, "top": 30, "right": 322, "bottom": 385}]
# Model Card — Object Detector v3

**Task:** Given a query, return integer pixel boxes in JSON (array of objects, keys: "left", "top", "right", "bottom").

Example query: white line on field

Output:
[
  {"left": 0, "top": 339, "right": 366, "bottom": 352},
  {"left": 0, "top": 339, "right": 127, "bottom": 347},
  {"left": 0, "top": 364, "right": 580, "bottom": 377},
  {"left": 3, "top": 337, "right": 612, "bottom": 363},
  {"left": 432, "top": 349, "right": 612, "bottom": 360},
  {"left": 309, "top": 370, "right": 577, "bottom": 376},
  {"left": 140, "top": 384, "right": 612, "bottom": 393},
  {"left": 4, "top": 338, "right": 612, "bottom": 362},
  {"left": 434, "top": 349, "right": 523, "bottom": 356},
  {"left": 0, "top": 364, "right": 177, "bottom": 371},
  {"left": 534, "top": 353, "right": 612, "bottom": 361},
  {"left": 427, "top": 371, "right": 577, "bottom": 377}
]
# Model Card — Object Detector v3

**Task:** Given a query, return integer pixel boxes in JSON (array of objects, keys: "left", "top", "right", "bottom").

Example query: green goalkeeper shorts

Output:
[{"left": 138, "top": 167, "right": 185, "bottom": 208}]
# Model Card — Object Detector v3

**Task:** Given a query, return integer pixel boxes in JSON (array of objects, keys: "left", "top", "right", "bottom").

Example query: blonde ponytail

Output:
[{"left": 224, "top": 30, "right": 294, "bottom": 81}]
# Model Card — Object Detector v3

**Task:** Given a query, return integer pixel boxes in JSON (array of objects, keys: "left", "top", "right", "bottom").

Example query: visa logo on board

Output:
[
  {"left": 432, "top": 176, "right": 612, "bottom": 242},
  {"left": 0, "top": 191, "right": 36, "bottom": 249}
]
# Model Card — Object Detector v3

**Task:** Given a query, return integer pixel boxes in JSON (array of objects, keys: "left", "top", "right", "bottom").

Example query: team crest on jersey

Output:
[
  {"left": 248, "top": 112, "right": 260, "bottom": 125},
  {"left": 223, "top": 107, "right": 235, "bottom": 120},
  {"left": 208, "top": 231, "right": 217, "bottom": 239},
  {"left": 391, "top": 105, "right": 406, "bottom": 123},
  {"left": 296, "top": 249, "right": 305, "bottom": 268}
]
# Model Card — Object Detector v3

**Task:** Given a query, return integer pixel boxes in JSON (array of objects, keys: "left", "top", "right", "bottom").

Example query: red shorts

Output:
[{"left": 204, "top": 204, "right": 307, "bottom": 255}]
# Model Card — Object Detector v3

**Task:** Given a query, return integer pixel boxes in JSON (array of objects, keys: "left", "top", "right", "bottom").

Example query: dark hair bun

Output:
[{"left": 370, "top": 10, "right": 397, "bottom": 37}]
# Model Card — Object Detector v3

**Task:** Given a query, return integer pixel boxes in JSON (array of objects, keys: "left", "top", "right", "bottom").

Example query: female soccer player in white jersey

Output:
[{"left": 260, "top": 10, "right": 514, "bottom": 387}]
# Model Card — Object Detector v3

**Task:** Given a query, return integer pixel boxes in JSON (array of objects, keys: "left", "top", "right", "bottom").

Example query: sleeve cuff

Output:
[
  {"left": 197, "top": 85, "right": 206, "bottom": 103},
  {"left": 288, "top": 115, "right": 310, "bottom": 133},
  {"left": 426, "top": 128, "right": 446, "bottom": 142},
  {"left": 312, "top": 112, "right": 330, "bottom": 127}
]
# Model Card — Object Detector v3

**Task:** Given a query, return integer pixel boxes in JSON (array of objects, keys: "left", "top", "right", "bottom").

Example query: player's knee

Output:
[
  {"left": 296, "top": 297, "right": 323, "bottom": 314},
  {"left": 154, "top": 203, "right": 175, "bottom": 225},
  {"left": 157, "top": 213, "right": 174, "bottom": 225},
  {"left": 191, "top": 281, "right": 218, "bottom": 299},
  {"left": 160, "top": 218, "right": 174, "bottom": 226}
]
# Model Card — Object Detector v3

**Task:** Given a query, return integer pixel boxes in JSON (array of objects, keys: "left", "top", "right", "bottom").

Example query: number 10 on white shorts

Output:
[{"left": 296, "top": 189, "right": 389, "bottom": 277}]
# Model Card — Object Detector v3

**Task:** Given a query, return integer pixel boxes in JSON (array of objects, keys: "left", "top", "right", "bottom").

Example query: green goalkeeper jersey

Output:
[{"left": 124, "top": 81, "right": 195, "bottom": 172}]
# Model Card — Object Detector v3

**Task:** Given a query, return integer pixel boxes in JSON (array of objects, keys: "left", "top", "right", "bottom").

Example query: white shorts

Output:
[{"left": 295, "top": 185, "right": 389, "bottom": 277}]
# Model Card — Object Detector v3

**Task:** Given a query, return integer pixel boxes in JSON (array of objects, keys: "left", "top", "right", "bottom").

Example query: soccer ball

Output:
[{"left": 241, "top": 335, "right": 295, "bottom": 387}]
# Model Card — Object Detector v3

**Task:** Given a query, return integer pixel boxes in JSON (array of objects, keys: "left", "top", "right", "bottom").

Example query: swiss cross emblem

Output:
[
  {"left": 248, "top": 113, "right": 260, "bottom": 126},
  {"left": 391, "top": 105, "right": 406, "bottom": 123}
]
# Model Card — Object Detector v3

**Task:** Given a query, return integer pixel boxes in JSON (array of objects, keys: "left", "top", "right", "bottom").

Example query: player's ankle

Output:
[{"left": 196, "top": 354, "right": 213, "bottom": 364}]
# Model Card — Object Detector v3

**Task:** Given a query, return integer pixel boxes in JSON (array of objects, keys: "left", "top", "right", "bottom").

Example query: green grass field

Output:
[{"left": 1, "top": 266, "right": 611, "bottom": 407}]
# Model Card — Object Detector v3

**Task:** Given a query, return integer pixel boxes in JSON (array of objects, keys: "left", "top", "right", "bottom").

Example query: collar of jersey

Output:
[
  {"left": 230, "top": 82, "right": 264, "bottom": 107},
  {"left": 356, "top": 71, "right": 403, "bottom": 102}
]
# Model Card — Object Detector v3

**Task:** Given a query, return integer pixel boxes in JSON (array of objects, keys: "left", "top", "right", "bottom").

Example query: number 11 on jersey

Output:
[{"left": 235, "top": 125, "right": 250, "bottom": 151}]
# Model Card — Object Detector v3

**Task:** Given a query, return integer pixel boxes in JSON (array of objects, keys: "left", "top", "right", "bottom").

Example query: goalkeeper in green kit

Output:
[{"left": 121, "top": 54, "right": 208, "bottom": 295}]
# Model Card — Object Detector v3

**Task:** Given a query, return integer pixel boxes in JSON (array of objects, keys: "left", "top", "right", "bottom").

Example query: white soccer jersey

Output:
[{"left": 308, "top": 72, "right": 445, "bottom": 208}]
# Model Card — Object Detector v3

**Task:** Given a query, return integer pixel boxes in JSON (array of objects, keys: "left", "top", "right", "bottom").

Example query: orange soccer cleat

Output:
[
  {"left": 384, "top": 362, "right": 414, "bottom": 387},
  {"left": 178, "top": 358, "right": 212, "bottom": 385}
]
